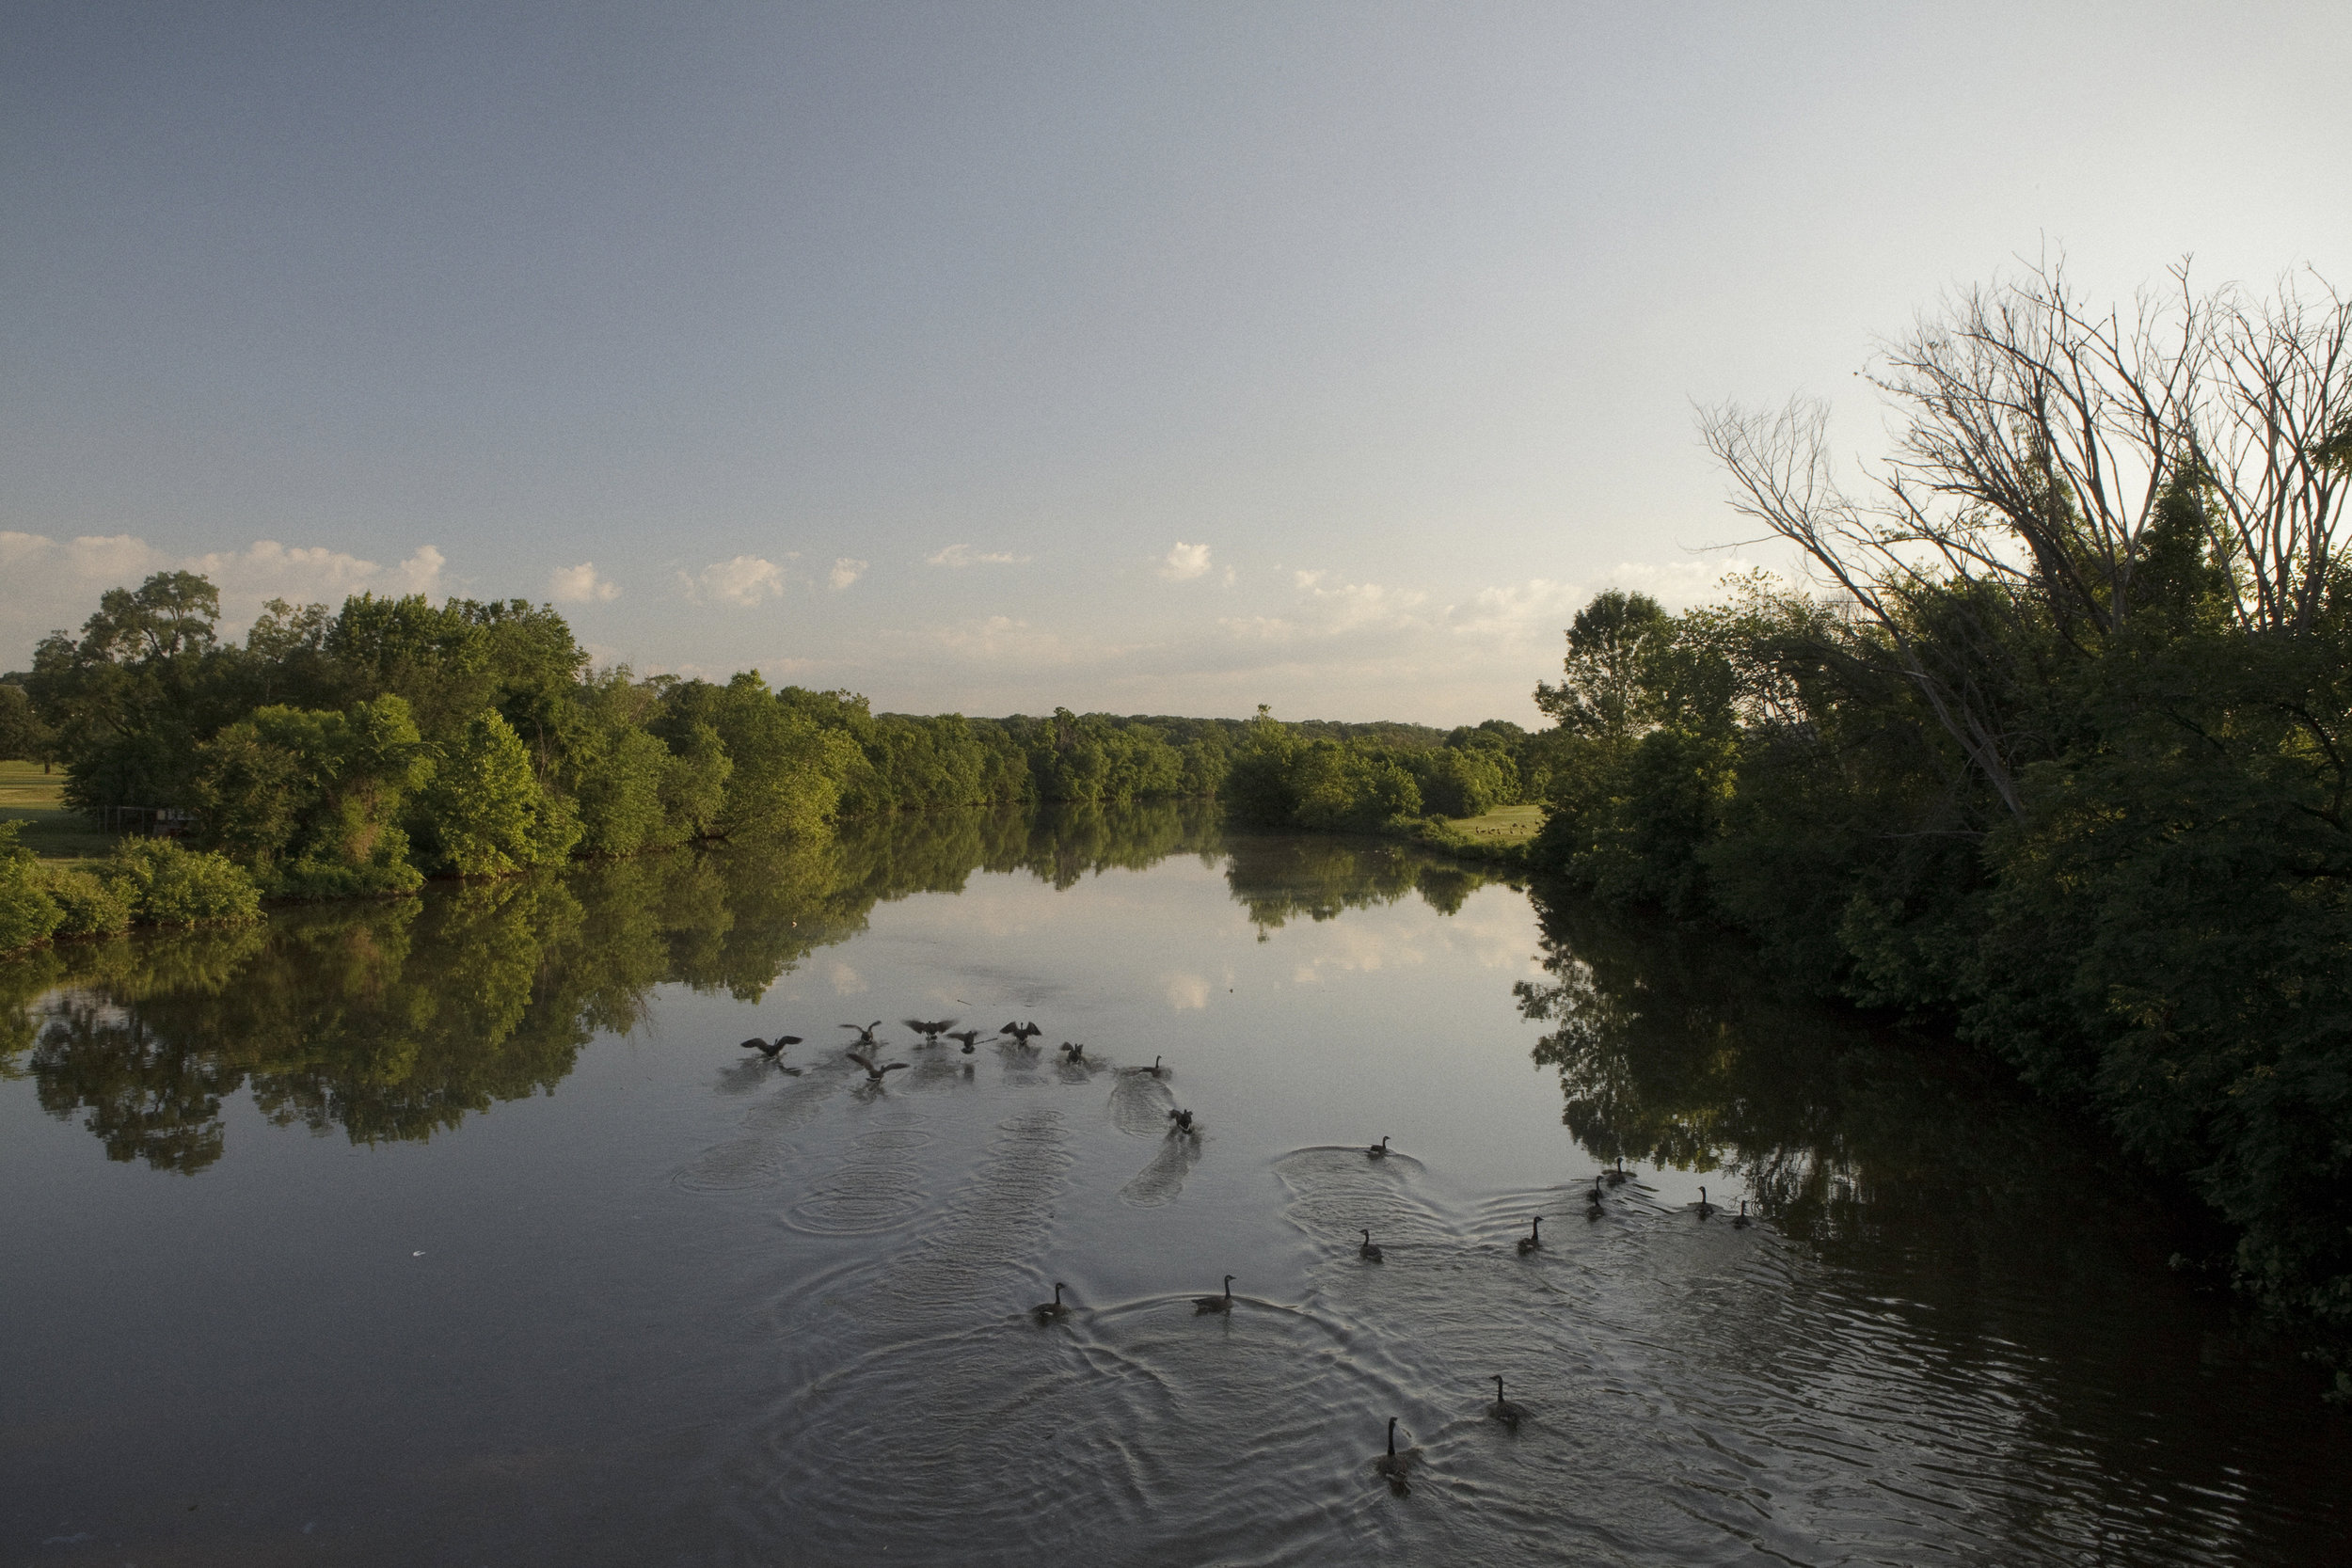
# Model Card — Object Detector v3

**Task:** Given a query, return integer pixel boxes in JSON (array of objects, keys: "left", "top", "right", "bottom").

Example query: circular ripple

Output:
[
  {"left": 670, "top": 1136, "right": 786, "bottom": 1194},
  {"left": 784, "top": 1123, "right": 934, "bottom": 1235}
]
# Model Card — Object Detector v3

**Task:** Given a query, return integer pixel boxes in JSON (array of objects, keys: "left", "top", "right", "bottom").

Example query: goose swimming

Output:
[
  {"left": 1605, "top": 1156, "right": 1631, "bottom": 1186},
  {"left": 1193, "top": 1275, "right": 1234, "bottom": 1314},
  {"left": 1486, "top": 1375, "right": 1528, "bottom": 1427},
  {"left": 1695, "top": 1185, "right": 1718, "bottom": 1219},
  {"left": 1032, "top": 1282, "right": 1072, "bottom": 1323},
  {"left": 1732, "top": 1199, "right": 1753, "bottom": 1229},
  {"left": 1366, "top": 1135, "right": 1391, "bottom": 1161},
  {"left": 1373, "top": 1418, "right": 1413, "bottom": 1491},
  {"left": 845, "top": 1051, "right": 909, "bottom": 1084},
  {"left": 1359, "top": 1228, "right": 1384, "bottom": 1263},
  {"left": 1516, "top": 1214, "right": 1544, "bottom": 1255}
]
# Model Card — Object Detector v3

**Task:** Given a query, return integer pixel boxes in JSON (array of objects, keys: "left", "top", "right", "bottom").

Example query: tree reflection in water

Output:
[
  {"left": 1221, "top": 830, "right": 1508, "bottom": 936},
  {"left": 6, "top": 801, "right": 1500, "bottom": 1173},
  {"left": 1515, "top": 882, "right": 2210, "bottom": 1287}
]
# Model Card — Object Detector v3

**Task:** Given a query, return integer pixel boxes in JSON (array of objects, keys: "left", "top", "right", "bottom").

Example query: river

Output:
[{"left": 2, "top": 804, "right": 2344, "bottom": 1565}]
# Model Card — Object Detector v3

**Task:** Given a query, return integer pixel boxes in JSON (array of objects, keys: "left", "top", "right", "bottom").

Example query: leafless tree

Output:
[{"left": 1700, "top": 259, "right": 2352, "bottom": 817}]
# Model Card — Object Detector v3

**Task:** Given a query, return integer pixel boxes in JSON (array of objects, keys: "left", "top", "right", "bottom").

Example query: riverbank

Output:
[{"left": 0, "top": 761, "right": 109, "bottom": 866}]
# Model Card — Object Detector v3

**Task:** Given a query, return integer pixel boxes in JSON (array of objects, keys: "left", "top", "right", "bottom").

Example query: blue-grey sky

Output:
[{"left": 6, "top": 3, "right": 2346, "bottom": 722}]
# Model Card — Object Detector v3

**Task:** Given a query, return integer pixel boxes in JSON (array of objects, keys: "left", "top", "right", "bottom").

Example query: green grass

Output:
[
  {"left": 1444, "top": 802, "right": 1545, "bottom": 846},
  {"left": 0, "top": 761, "right": 116, "bottom": 866}
]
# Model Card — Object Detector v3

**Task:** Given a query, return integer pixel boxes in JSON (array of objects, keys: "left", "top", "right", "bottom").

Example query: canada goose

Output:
[
  {"left": 946, "top": 1029, "right": 980, "bottom": 1053},
  {"left": 739, "top": 1035, "right": 801, "bottom": 1060},
  {"left": 1167, "top": 1108, "right": 1198, "bottom": 1136},
  {"left": 1366, "top": 1135, "right": 1391, "bottom": 1160},
  {"left": 1032, "top": 1282, "right": 1071, "bottom": 1323},
  {"left": 1128, "top": 1055, "right": 1166, "bottom": 1077},
  {"left": 1732, "top": 1199, "right": 1753, "bottom": 1229},
  {"left": 1373, "top": 1418, "right": 1413, "bottom": 1491},
  {"left": 1695, "top": 1186, "right": 1717, "bottom": 1219},
  {"left": 840, "top": 1022, "right": 883, "bottom": 1046},
  {"left": 1604, "top": 1156, "right": 1630, "bottom": 1187},
  {"left": 999, "top": 1021, "right": 1042, "bottom": 1046},
  {"left": 845, "top": 1052, "right": 909, "bottom": 1084},
  {"left": 1585, "top": 1180, "right": 1605, "bottom": 1222},
  {"left": 1359, "top": 1228, "right": 1384, "bottom": 1263},
  {"left": 1516, "top": 1214, "right": 1544, "bottom": 1255},
  {"left": 1486, "top": 1375, "right": 1527, "bottom": 1427},
  {"left": 1193, "top": 1275, "right": 1234, "bottom": 1314},
  {"left": 905, "top": 1018, "right": 955, "bottom": 1046},
  {"left": 1059, "top": 1041, "right": 1086, "bottom": 1063}
]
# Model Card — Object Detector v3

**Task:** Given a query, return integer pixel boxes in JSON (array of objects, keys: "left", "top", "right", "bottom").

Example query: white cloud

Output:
[
  {"left": 932, "top": 614, "right": 1086, "bottom": 665},
  {"left": 1162, "top": 972, "right": 1211, "bottom": 1010},
  {"left": 680, "top": 554, "right": 790, "bottom": 606},
  {"left": 548, "top": 561, "right": 620, "bottom": 603},
  {"left": 828, "top": 557, "right": 868, "bottom": 592},
  {"left": 1602, "top": 557, "right": 1760, "bottom": 610},
  {"left": 925, "top": 543, "right": 1027, "bottom": 568},
  {"left": 1446, "top": 578, "right": 1587, "bottom": 640},
  {"left": 0, "top": 531, "right": 450, "bottom": 659},
  {"left": 1157, "top": 541, "right": 1212, "bottom": 581}
]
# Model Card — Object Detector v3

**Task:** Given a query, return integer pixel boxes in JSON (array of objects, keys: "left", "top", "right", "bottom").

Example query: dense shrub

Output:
[
  {"left": 0, "top": 824, "right": 65, "bottom": 956},
  {"left": 39, "top": 866, "right": 132, "bottom": 937},
  {"left": 103, "top": 839, "right": 262, "bottom": 927}
]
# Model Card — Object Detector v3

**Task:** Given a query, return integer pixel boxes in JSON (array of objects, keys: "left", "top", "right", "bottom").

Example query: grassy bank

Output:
[
  {"left": 0, "top": 761, "right": 113, "bottom": 867},
  {"left": 1405, "top": 803, "right": 1540, "bottom": 868}
]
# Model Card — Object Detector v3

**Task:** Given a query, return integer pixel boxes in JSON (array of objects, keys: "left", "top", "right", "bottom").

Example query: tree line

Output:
[
  {"left": 1524, "top": 261, "right": 2352, "bottom": 1395},
  {"left": 0, "top": 577, "right": 1250, "bottom": 952}
]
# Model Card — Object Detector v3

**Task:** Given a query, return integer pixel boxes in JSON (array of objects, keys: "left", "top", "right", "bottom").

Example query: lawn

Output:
[
  {"left": 1445, "top": 801, "right": 1545, "bottom": 846},
  {"left": 0, "top": 761, "right": 115, "bottom": 866}
]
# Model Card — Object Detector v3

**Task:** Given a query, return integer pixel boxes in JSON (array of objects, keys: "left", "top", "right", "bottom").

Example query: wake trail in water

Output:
[{"left": 671, "top": 1059, "right": 856, "bottom": 1192}]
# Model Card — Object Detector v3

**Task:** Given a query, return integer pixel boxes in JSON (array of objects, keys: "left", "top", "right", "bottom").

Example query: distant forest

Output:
[{"left": 0, "top": 570, "right": 1550, "bottom": 948}]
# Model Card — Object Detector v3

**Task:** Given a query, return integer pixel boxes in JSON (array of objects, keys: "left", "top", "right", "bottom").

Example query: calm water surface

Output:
[{"left": 2, "top": 806, "right": 2344, "bottom": 1565}]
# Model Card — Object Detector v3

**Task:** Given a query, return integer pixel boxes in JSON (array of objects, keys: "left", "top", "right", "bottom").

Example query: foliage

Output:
[
  {"left": 0, "top": 822, "right": 66, "bottom": 956},
  {"left": 16, "top": 573, "right": 1238, "bottom": 910},
  {"left": 193, "top": 696, "right": 433, "bottom": 896},
  {"left": 417, "top": 709, "right": 582, "bottom": 876},
  {"left": 39, "top": 866, "right": 131, "bottom": 937},
  {"left": 1222, "top": 705, "right": 1537, "bottom": 838},
  {"left": 0, "top": 683, "right": 56, "bottom": 765},
  {"left": 1521, "top": 262, "right": 2352, "bottom": 1387},
  {"left": 102, "top": 839, "right": 262, "bottom": 927}
]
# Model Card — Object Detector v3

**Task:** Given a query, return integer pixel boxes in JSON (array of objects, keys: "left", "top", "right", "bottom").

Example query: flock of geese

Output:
[{"left": 736, "top": 1018, "right": 1755, "bottom": 1497}]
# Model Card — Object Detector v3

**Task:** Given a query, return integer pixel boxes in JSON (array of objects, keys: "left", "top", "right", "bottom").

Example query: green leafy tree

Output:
[
  {"left": 653, "top": 673, "right": 853, "bottom": 840},
  {"left": 193, "top": 696, "right": 434, "bottom": 895},
  {"left": 0, "top": 683, "right": 56, "bottom": 767},
  {"left": 416, "top": 709, "right": 582, "bottom": 875}
]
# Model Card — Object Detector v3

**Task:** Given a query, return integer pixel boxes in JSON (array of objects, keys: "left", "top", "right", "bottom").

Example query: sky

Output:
[{"left": 5, "top": 3, "right": 2347, "bottom": 725}]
